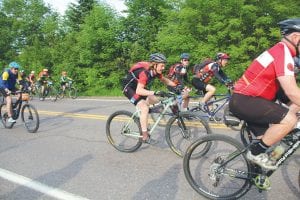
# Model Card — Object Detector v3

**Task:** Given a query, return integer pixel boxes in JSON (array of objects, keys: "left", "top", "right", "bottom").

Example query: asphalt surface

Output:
[{"left": 0, "top": 97, "right": 299, "bottom": 200}]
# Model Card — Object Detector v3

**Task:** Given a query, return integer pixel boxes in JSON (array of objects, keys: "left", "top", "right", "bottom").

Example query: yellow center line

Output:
[{"left": 38, "top": 110, "right": 229, "bottom": 129}]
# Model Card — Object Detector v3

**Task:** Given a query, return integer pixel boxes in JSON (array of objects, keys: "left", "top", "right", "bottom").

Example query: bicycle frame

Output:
[
  {"left": 139, "top": 96, "right": 178, "bottom": 136},
  {"left": 190, "top": 90, "right": 232, "bottom": 120}
]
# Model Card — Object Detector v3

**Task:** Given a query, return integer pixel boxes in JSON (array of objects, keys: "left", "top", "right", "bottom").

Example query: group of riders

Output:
[
  {"left": 1, "top": 18, "right": 300, "bottom": 171},
  {"left": 0, "top": 63, "right": 73, "bottom": 123},
  {"left": 122, "top": 18, "right": 300, "bottom": 171}
]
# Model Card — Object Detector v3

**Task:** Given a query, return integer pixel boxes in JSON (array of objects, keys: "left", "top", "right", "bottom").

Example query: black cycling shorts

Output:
[
  {"left": 191, "top": 77, "right": 206, "bottom": 92},
  {"left": 123, "top": 87, "right": 147, "bottom": 105},
  {"left": 229, "top": 93, "right": 289, "bottom": 136}
]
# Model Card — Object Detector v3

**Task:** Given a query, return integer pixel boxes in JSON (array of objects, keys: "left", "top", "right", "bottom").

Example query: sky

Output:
[{"left": 43, "top": 0, "right": 127, "bottom": 15}]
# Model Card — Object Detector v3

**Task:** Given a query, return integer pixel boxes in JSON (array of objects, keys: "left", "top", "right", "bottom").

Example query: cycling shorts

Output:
[
  {"left": 191, "top": 77, "right": 207, "bottom": 92},
  {"left": 123, "top": 87, "right": 147, "bottom": 105},
  {"left": 229, "top": 93, "right": 288, "bottom": 136}
]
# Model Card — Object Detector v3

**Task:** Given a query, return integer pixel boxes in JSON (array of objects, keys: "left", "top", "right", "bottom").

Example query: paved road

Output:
[{"left": 0, "top": 97, "right": 299, "bottom": 200}]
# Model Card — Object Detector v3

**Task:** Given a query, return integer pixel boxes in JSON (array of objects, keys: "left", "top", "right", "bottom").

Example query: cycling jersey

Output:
[
  {"left": 0, "top": 70, "right": 22, "bottom": 90},
  {"left": 169, "top": 64, "right": 189, "bottom": 86},
  {"left": 60, "top": 76, "right": 72, "bottom": 84},
  {"left": 193, "top": 62, "right": 229, "bottom": 84},
  {"left": 123, "top": 62, "right": 162, "bottom": 90},
  {"left": 234, "top": 42, "right": 295, "bottom": 100},
  {"left": 122, "top": 62, "right": 163, "bottom": 105}
]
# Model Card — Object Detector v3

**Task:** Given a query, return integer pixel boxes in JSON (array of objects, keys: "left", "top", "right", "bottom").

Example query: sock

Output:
[{"left": 250, "top": 139, "right": 269, "bottom": 155}]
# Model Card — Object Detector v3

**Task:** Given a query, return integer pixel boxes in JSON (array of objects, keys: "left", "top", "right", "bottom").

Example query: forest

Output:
[{"left": 0, "top": 0, "right": 299, "bottom": 96}]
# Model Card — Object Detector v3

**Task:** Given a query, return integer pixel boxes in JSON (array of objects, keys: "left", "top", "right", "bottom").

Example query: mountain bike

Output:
[
  {"left": 189, "top": 87, "right": 242, "bottom": 131},
  {"left": 106, "top": 92, "right": 212, "bottom": 157},
  {"left": 56, "top": 80, "right": 77, "bottom": 100},
  {"left": 38, "top": 81, "right": 58, "bottom": 101},
  {"left": 183, "top": 124, "right": 300, "bottom": 199},
  {"left": 0, "top": 90, "right": 39, "bottom": 133}
]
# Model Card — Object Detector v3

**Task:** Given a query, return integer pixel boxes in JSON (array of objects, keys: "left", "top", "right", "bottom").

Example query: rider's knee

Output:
[{"left": 281, "top": 111, "right": 297, "bottom": 128}]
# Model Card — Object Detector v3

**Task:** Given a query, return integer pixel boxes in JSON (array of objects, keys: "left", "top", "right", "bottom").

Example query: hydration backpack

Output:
[
  {"left": 167, "top": 63, "right": 181, "bottom": 79},
  {"left": 193, "top": 58, "right": 214, "bottom": 74}
]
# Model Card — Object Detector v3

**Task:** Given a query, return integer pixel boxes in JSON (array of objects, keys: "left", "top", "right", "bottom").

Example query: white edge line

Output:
[{"left": 0, "top": 168, "right": 90, "bottom": 200}]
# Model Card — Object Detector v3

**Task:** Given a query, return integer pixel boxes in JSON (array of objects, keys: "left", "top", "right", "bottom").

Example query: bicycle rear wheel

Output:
[
  {"left": 69, "top": 87, "right": 77, "bottom": 99},
  {"left": 165, "top": 112, "right": 212, "bottom": 157},
  {"left": 106, "top": 110, "right": 142, "bottom": 152},
  {"left": 183, "top": 134, "right": 252, "bottom": 200},
  {"left": 21, "top": 104, "right": 39, "bottom": 133},
  {"left": 0, "top": 103, "right": 14, "bottom": 129}
]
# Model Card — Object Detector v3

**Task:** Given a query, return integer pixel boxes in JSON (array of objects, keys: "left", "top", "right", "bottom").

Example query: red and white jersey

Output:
[{"left": 234, "top": 42, "right": 295, "bottom": 100}]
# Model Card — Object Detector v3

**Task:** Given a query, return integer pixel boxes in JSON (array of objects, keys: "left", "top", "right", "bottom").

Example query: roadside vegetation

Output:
[{"left": 0, "top": 0, "right": 299, "bottom": 96}]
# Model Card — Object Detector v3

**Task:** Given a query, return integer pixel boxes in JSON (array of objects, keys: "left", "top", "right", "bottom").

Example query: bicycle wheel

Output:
[
  {"left": 165, "top": 111, "right": 212, "bottom": 157},
  {"left": 48, "top": 86, "right": 58, "bottom": 102},
  {"left": 21, "top": 104, "right": 39, "bottom": 133},
  {"left": 0, "top": 103, "right": 14, "bottom": 129},
  {"left": 106, "top": 110, "right": 142, "bottom": 152},
  {"left": 69, "top": 87, "right": 77, "bottom": 99},
  {"left": 0, "top": 93, "right": 4, "bottom": 104},
  {"left": 183, "top": 134, "right": 252, "bottom": 200}
]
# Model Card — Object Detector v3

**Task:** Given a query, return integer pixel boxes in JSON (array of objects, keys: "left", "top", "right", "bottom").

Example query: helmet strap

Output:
[{"left": 284, "top": 36, "right": 300, "bottom": 56}]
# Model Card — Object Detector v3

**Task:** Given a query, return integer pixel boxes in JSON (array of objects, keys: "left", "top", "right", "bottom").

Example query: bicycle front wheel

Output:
[
  {"left": 106, "top": 110, "right": 142, "bottom": 152},
  {"left": 165, "top": 112, "right": 212, "bottom": 157},
  {"left": 48, "top": 87, "right": 58, "bottom": 102},
  {"left": 21, "top": 104, "right": 39, "bottom": 133},
  {"left": 183, "top": 134, "right": 252, "bottom": 200},
  {"left": 69, "top": 87, "right": 77, "bottom": 99},
  {"left": 0, "top": 103, "right": 14, "bottom": 129}
]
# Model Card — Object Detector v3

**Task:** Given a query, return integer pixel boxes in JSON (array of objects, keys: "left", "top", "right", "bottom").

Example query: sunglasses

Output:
[
  {"left": 183, "top": 59, "right": 189, "bottom": 61},
  {"left": 13, "top": 68, "right": 19, "bottom": 70}
]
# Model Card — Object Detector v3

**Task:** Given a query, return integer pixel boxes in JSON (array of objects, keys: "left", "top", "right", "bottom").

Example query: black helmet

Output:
[
  {"left": 278, "top": 18, "right": 300, "bottom": 35},
  {"left": 180, "top": 53, "right": 190, "bottom": 59},
  {"left": 149, "top": 53, "right": 167, "bottom": 63}
]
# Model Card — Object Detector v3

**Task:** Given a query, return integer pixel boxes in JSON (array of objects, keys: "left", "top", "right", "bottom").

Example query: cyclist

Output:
[
  {"left": 192, "top": 52, "right": 232, "bottom": 111},
  {"left": 60, "top": 71, "right": 73, "bottom": 92},
  {"left": 28, "top": 71, "right": 35, "bottom": 86},
  {"left": 0, "top": 62, "right": 22, "bottom": 123},
  {"left": 122, "top": 53, "right": 176, "bottom": 144},
  {"left": 167, "top": 53, "right": 192, "bottom": 110},
  {"left": 229, "top": 18, "right": 300, "bottom": 170},
  {"left": 37, "top": 68, "right": 50, "bottom": 100}
]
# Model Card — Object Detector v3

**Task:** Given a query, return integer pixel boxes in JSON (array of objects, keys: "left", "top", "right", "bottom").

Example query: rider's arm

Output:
[
  {"left": 278, "top": 75, "right": 300, "bottom": 107},
  {"left": 136, "top": 82, "right": 155, "bottom": 96},
  {"left": 160, "top": 76, "right": 177, "bottom": 87},
  {"left": 211, "top": 64, "right": 228, "bottom": 84}
]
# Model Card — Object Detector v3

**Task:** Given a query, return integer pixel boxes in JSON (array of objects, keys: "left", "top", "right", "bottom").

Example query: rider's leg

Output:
[
  {"left": 136, "top": 95, "right": 159, "bottom": 140},
  {"left": 262, "top": 110, "right": 297, "bottom": 146},
  {"left": 181, "top": 89, "right": 190, "bottom": 110},
  {"left": 5, "top": 95, "right": 13, "bottom": 118},
  {"left": 201, "top": 84, "right": 215, "bottom": 104}
]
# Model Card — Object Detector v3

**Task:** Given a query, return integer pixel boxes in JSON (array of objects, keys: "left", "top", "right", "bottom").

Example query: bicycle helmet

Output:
[
  {"left": 43, "top": 68, "right": 48, "bottom": 72},
  {"left": 9, "top": 61, "right": 20, "bottom": 69},
  {"left": 149, "top": 53, "right": 167, "bottom": 63},
  {"left": 278, "top": 18, "right": 300, "bottom": 35},
  {"left": 216, "top": 52, "right": 230, "bottom": 60},
  {"left": 180, "top": 53, "right": 190, "bottom": 60},
  {"left": 30, "top": 71, "right": 35, "bottom": 74}
]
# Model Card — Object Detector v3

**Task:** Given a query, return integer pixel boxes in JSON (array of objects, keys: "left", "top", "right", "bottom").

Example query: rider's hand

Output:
[{"left": 154, "top": 91, "right": 168, "bottom": 97}]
